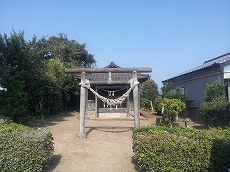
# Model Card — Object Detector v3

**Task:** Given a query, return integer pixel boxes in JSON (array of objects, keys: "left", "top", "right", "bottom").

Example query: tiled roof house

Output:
[{"left": 162, "top": 52, "right": 230, "bottom": 106}]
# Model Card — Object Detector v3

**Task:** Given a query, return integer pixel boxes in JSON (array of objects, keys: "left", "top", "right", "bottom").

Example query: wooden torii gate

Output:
[{"left": 65, "top": 67, "right": 152, "bottom": 138}]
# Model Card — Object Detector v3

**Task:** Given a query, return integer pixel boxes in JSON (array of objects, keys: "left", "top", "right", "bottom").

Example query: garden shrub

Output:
[
  {"left": 199, "top": 80, "right": 229, "bottom": 124},
  {"left": 200, "top": 95, "right": 229, "bottom": 124},
  {"left": 133, "top": 126, "right": 230, "bottom": 172},
  {"left": 0, "top": 123, "right": 54, "bottom": 172},
  {"left": 159, "top": 98, "right": 186, "bottom": 127}
]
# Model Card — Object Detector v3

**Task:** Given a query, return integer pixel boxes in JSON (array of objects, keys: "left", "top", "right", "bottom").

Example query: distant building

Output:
[{"left": 162, "top": 52, "right": 230, "bottom": 107}]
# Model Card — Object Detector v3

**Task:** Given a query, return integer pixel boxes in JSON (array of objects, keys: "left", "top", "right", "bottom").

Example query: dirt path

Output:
[{"left": 42, "top": 111, "right": 154, "bottom": 172}]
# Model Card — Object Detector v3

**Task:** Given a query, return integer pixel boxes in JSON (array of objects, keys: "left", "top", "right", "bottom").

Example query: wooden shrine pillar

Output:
[
  {"left": 85, "top": 85, "right": 88, "bottom": 113},
  {"left": 126, "top": 93, "right": 130, "bottom": 118},
  {"left": 133, "top": 71, "right": 140, "bottom": 128},
  {"left": 79, "top": 72, "right": 87, "bottom": 138},
  {"left": 95, "top": 87, "right": 99, "bottom": 118}
]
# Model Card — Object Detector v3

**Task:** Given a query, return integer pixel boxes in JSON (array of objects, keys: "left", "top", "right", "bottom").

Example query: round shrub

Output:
[
  {"left": 133, "top": 126, "right": 230, "bottom": 172},
  {"left": 0, "top": 123, "right": 54, "bottom": 172}
]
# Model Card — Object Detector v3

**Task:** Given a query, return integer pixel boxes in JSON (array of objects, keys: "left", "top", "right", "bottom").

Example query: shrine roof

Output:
[
  {"left": 87, "top": 72, "right": 150, "bottom": 84},
  {"left": 76, "top": 62, "right": 150, "bottom": 84},
  {"left": 104, "top": 61, "right": 121, "bottom": 68}
]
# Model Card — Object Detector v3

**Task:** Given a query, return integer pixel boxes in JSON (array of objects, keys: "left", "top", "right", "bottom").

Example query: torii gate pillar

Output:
[
  {"left": 133, "top": 71, "right": 140, "bottom": 128},
  {"left": 79, "top": 72, "right": 87, "bottom": 138}
]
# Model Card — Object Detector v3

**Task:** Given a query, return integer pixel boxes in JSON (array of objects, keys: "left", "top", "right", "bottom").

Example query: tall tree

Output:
[
  {"left": 36, "top": 33, "right": 96, "bottom": 68},
  {"left": 0, "top": 31, "right": 31, "bottom": 122},
  {"left": 37, "top": 34, "right": 96, "bottom": 109},
  {"left": 140, "top": 78, "right": 159, "bottom": 110},
  {"left": 0, "top": 31, "right": 96, "bottom": 122}
]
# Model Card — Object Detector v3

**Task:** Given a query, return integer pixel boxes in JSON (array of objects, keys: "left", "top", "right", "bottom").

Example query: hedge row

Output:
[
  {"left": 133, "top": 126, "right": 230, "bottom": 172},
  {"left": 0, "top": 123, "right": 54, "bottom": 172}
]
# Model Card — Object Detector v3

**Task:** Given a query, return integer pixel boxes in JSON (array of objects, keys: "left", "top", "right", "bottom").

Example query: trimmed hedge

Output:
[
  {"left": 0, "top": 123, "right": 54, "bottom": 172},
  {"left": 133, "top": 126, "right": 230, "bottom": 172}
]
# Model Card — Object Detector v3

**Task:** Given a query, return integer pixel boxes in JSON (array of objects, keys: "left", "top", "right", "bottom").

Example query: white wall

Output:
[{"left": 224, "top": 64, "right": 230, "bottom": 79}]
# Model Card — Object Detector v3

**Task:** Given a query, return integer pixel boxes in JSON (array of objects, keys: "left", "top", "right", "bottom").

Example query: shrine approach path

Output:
[{"left": 41, "top": 111, "right": 154, "bottom": 172}]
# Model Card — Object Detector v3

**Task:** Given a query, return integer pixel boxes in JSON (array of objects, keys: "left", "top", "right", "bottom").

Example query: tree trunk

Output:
[
  {"left": 150, "top": 100, "right": 154, "bottom": 112},
  {"left": 169, "top": 120, "right": 173, "bottom": 128}
]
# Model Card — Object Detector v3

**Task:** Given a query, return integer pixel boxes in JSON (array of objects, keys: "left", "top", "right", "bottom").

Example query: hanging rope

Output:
[{"left": 80, "top": 79, "right": 139, "bottom": 106}]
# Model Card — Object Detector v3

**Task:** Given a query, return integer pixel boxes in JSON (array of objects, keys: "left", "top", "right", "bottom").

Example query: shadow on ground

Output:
[
  {"left": 85, "top": 126, "right": 134, "bottom": 135},
  {"left": 43, "top": 155, "right": 62, "bottom": 172},
  {"left": 25, "top": 111, "right": 77, "bottom": 128}
]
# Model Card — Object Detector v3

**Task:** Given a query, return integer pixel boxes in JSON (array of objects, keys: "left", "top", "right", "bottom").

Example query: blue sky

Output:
[{"left": 1, "top": 0, "right": 229, "bottom": 88}]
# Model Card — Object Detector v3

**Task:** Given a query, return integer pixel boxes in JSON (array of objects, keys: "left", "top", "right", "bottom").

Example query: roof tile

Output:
[{"left": 164, "top": 52, "right": 230, "bottom": 81}]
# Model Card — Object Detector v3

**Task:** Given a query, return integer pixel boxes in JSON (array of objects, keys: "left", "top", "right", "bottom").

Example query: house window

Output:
[
  {"left": 224, "top": 80, "right": 229, "bottom": 101},
  {"left": 181, "top": 87, "right": 185, "bottom": 95},
  {"left": 170, "top": 87, "right": 185, "bottom": 95}
]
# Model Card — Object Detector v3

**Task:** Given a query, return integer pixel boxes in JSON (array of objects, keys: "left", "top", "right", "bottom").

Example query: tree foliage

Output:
[
  {"left": 35, "top": 33, "right": 95, "bottom": 68},
  {"left": 0, "top": 78, "right": 29, "bottom": 122},
  {"left": 200, "top": 80, "right": 229, "bottom": 124},
  {"left": 155, "top": 82, "right": 187, "bottom": 116},
  {"left": 205, "top": 80, "right": 226, "bottom": 102},
  {"left": 0, "top": 31, "right": 96, "bottom": 122},
  {"left": 160, "top": 81, "right": 173, "bottom": 98},
  {"left": 140, "top": 78, "right": 159, "bottom": 110}
]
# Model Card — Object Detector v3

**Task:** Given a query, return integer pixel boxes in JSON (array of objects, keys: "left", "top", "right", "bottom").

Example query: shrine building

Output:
[{"left": 78, "top": 62, "right": 150, "bottom": 117}]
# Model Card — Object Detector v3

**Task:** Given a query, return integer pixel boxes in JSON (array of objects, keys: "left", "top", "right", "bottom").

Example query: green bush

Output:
[
  {"left": 159, "top": 98, "right": 186, "bottom": 127},
  {"left": 200, "top": 95, "right": 229, "bottom": 123},
  {"left": 199, "top": 80, "right": 229, "bottom": 124},
  {"left": 205, "top": 80, "right": 225, "bottom": 102},
  {"left": 133, "top": 126, "right": 230, "bottom": 172},
  {"left": 140, "top": 97, "right": 151, "bottom": 110},
  {"left": 0, "top": 123, "right": 54, "bottom": 172}
]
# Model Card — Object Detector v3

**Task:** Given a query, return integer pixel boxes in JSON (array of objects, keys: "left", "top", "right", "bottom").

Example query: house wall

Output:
[
  {"left": 171, "top": 73, "right": 222, "bottom": 107},
  {"left": 224, "top": 64, "right": 230, "bottom": 79},
  {"left": 223, "top": 65, "right": 230, "bottom": 101}
]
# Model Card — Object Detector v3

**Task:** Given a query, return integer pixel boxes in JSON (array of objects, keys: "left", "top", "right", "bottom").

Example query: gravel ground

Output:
[{"left": 41, "top": 111, "right": 154, "bottom": 172}]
